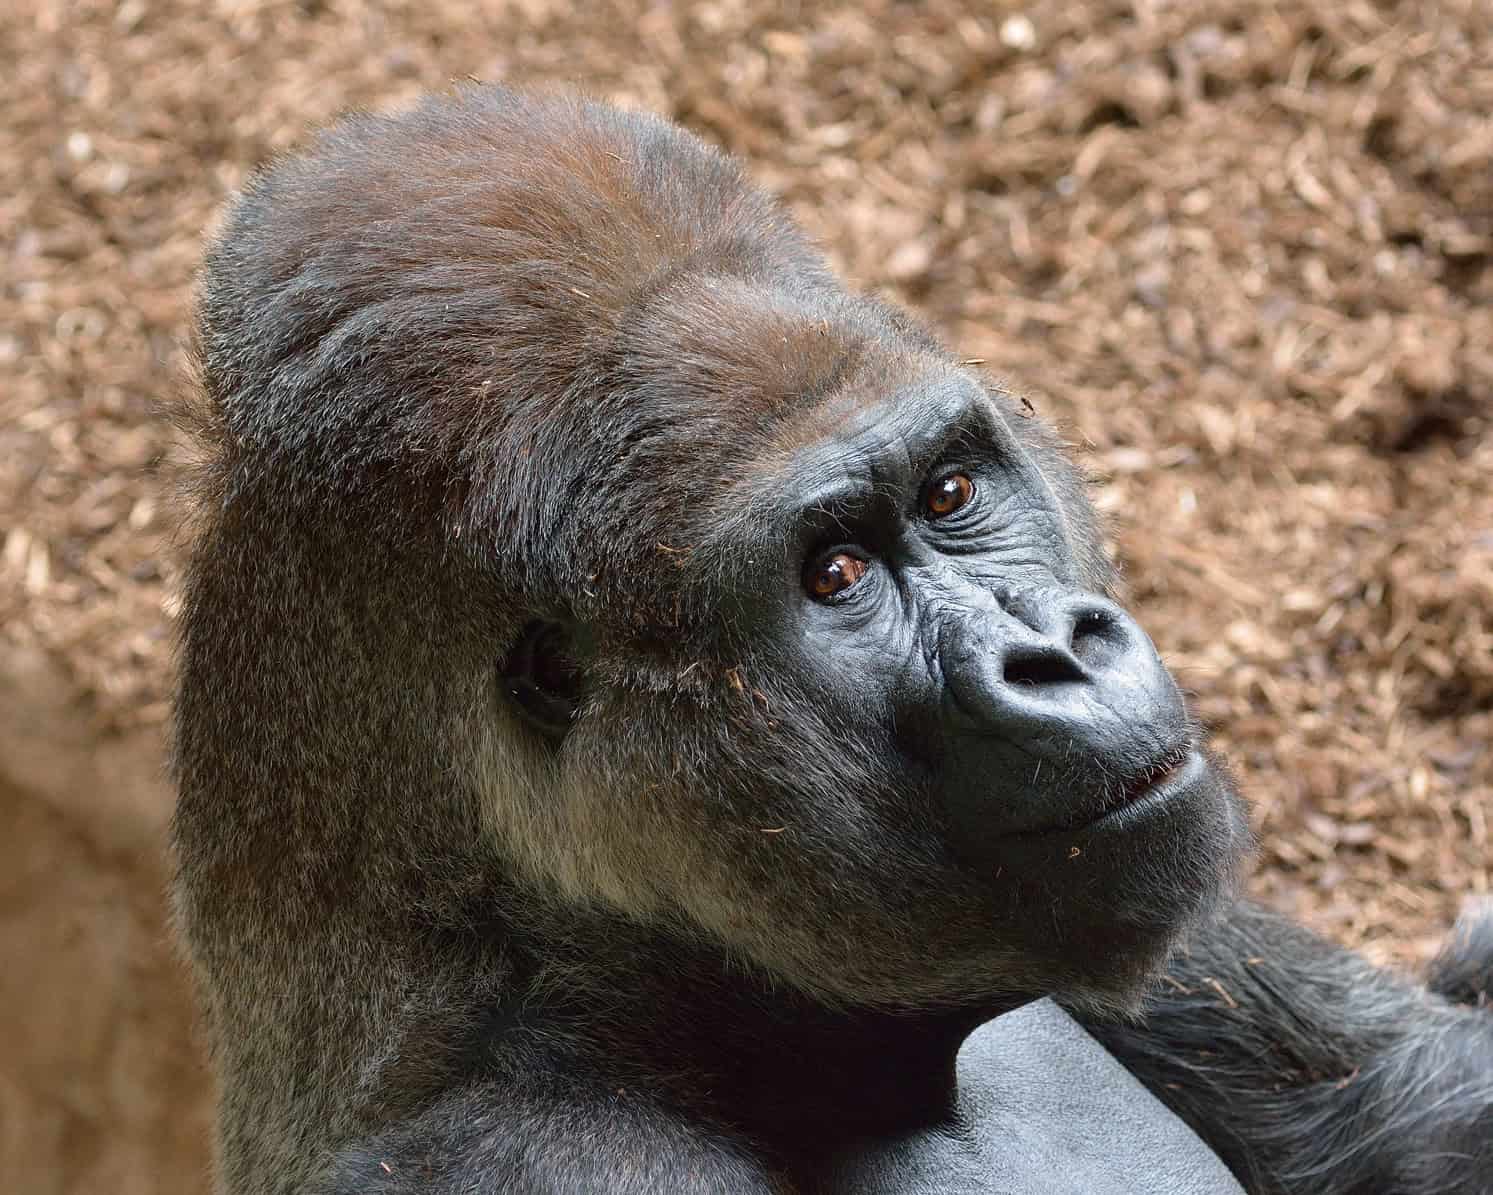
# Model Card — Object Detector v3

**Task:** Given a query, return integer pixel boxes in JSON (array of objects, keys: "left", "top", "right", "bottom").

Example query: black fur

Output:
[
  {"left": 1430, "top": 901, "right": 1493, "bottom": 1011},
  {"left": 1088, "top": 902, "right": 1493, "bottom": 1194}
]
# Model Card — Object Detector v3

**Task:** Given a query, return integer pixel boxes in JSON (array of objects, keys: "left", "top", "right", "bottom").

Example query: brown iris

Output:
[
  {"left": 805, "top": 552, "right": 868, "bottom": 600},
  {"left": 926, "top": 472, "right": 974, "bottom": 519}
]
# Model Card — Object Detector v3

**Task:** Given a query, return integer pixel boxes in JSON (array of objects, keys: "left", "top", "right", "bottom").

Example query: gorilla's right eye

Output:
[{"left": 804, "top": 552, "right": 869, "bottom": 600}]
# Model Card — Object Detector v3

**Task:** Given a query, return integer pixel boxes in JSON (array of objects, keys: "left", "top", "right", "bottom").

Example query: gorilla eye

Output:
[
  {"left": 925, "top": 472, "right": 975, "bottom": 519},
  {"left": 804, "top": 552, "right": 868, "bottom": 600}
]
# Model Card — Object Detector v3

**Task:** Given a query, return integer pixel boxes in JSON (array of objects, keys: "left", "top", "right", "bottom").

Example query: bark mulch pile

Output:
[{"left": 4, "top": 0, "right": 1490, "bottom": 982}]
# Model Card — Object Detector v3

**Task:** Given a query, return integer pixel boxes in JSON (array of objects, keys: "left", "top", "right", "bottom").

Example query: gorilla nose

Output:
[
  {"left": 986, "top": 589, "right": 1134, "bottom": 691},
  {"left": 940, "top": 587, "right": 1188, "bottom": 777}
]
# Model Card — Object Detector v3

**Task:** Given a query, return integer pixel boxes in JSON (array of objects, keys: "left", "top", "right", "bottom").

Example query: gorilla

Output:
[{"left": 170, "top": 85, "right": 1493, "bottom": 1194}]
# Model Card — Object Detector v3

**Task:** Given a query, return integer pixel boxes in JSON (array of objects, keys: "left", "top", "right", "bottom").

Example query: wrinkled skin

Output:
[{"left": 171, "top": 86, "right": 1493, "bottom": 1195}]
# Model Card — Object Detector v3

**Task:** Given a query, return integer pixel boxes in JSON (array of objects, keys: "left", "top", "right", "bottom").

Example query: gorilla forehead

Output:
[
  {"left": 544, "top": 331, "right": 1001, "bottom": 626},
  {"left": 482, "top": 287, "right": 962, "bottom": 613},
  {"left": 744, "top": 371, "right": 1003, "bottom": 526}
]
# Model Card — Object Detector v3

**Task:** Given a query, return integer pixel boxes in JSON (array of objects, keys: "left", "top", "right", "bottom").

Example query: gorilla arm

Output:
[
  {"left": 821, "top": 1000, "right": 1244, "bottom": 1195},
  {"left": 825, "top": 903, "right": 1493, "bottom": 1195},
  {"left": 1080, "top": 900, "right": 1493, "bottom": 1195}
]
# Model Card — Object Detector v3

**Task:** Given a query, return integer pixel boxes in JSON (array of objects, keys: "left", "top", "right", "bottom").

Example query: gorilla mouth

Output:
[
  {"left": 1088, "top": 747, "right": 1200, "bottom": 829},
  {"left": 1118, "top": 752, "right": 1191, "bottom": 805}
]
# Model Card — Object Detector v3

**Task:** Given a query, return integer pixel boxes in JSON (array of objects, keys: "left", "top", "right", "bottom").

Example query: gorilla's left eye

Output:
[
  {"left": 925, "top": 472, "right": 975, "bottom": 520},
  {"left": 804, "top": 552, "right": 869, "bottom": 600}
]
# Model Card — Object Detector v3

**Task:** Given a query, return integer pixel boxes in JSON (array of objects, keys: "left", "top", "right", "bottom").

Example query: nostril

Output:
[
  {"left": 1003, "top": 649, "right": 1085, "bottom": 687},
  {"left": 1073, "top": 609, "right": 1112, "bottom": 636},
  {"left": 1071, "top": 607, "right": 1124, "bottom": 666}
]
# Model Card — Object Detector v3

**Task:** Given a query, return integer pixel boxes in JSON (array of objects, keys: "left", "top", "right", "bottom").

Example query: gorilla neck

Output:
[{"left": 493, "top": 905, "right": 1017, "bottom": 1152}]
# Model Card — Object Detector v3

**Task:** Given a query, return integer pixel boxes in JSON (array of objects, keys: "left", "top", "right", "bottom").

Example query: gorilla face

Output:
[
  {"left": 498, "top": 316, "right": 1249, "bottom": 1017},
  {"left": 759, "top": 373, "right": 1193, "bottom": 843}
]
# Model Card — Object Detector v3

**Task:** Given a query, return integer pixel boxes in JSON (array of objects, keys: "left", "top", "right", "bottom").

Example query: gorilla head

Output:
[
  {"left": 480, "top": 287, "right": 1249, "bottom": 1013},
  {"left": 174, "top": 86, "right": 1250, "bottom": 1079}
]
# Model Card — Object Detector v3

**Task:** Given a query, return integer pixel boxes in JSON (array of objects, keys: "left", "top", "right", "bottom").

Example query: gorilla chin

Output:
[{"left": 991, "top": 746, "right": 1252, "bottom": 1016}]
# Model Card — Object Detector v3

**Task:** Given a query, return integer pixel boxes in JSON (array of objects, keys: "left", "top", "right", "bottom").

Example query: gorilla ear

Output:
[{"left": 500, "top": 621, "right": 584, "bottom": 738}]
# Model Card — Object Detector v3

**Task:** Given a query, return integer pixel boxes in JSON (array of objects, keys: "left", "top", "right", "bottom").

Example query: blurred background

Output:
[{"left": 2, "top": 1, "right": 1489, "bottom": 1191}]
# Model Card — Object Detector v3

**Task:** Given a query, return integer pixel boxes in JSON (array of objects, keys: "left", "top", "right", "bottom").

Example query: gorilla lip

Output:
[
  {"left": 1118, "top": 752, "right": 1190, "bottom": 805},
  {"left": 1089, "top": 749, "right": 1202, "bottom": 830}
]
